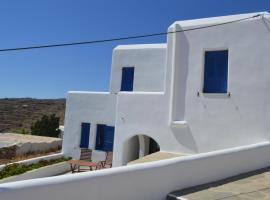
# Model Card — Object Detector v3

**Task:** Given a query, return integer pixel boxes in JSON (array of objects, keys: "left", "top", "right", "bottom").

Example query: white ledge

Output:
[
  {"left": 118, "top": 91, "right": 164, "bottom": 95},
  {"left": 171, "top": 121, "right": 187, "bottom": 126},
  {"left": 68, "top": 91, "right": 111, "bottom": 94}
]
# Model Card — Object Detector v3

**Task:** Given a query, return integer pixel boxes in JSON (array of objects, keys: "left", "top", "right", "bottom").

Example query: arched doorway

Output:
[{"left": 123, "top": 134, "right": 160, "bottom": 165}]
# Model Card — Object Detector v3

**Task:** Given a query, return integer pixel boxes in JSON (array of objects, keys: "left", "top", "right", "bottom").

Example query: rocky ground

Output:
[{"left": 0, "top": 98, "right": 65, "bottom": 133}]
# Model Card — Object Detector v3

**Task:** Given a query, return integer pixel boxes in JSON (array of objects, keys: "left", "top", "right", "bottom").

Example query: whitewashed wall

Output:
[
  {"left": 62, "top": 92, "right": 116, "bottom": 158},
  {"left": 1, "top": 142, "right": 270, "bottom": 200},
  {"left": 110, "top": 44, "right": 167, "bottom": 93},
  {"left": 169, "top": 13, "right": 270, "bottom": 152},
  {"left": 113, "top": 92, "right": 194, "bottom": 166}
]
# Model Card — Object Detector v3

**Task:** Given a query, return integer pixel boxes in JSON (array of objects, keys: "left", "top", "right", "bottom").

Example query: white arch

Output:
[{"left": 123, "top": 134, "right": 160, "bottom": 165}]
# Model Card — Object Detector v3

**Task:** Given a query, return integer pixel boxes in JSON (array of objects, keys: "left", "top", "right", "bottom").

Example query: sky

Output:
[{"left": 0, "top": 0, "right": 269, "bottom": 99}]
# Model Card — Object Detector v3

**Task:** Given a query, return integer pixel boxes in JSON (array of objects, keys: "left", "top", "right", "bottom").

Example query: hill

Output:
[{"left": 0, "top": 98, "right": 65, "bottom": 133}]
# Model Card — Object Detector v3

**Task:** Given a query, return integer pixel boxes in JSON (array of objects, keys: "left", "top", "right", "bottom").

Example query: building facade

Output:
[{"left": 63, "top": 12, "right": 270, "bottom": 167}]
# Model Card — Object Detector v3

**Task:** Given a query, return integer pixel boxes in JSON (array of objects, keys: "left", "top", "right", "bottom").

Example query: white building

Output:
[
  {"left": 2, "top": 12, "right": 270, "bottom": 200},
  {"left": 63, "top": 12, "right": 270, "bottom": 167}
]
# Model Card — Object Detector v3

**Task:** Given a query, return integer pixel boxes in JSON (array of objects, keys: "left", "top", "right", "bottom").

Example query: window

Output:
[
  {"left": 121, "top": 67, "right": 134, "bottom": 91},
  {"left": 203, "top": 50, "right": 228, "bottom": 93},
  {"left": 95, "top": 124, "right": 115, "bottom": 151}
]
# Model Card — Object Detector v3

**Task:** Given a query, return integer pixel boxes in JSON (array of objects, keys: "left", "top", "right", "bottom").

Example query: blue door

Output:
[
  {"left": 95, "top": 124, "right": 115, "bottom": 151},
  {"left": 121, "top": 67, "right": 134, "bottom": 91},
  {"left": 80, "top": 123, "right": 90, "bottom": 148},
  {"left": 203, "top": 50, "right": 228, "bottom": 93}
]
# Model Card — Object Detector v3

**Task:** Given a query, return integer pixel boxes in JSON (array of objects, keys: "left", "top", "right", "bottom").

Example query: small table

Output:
[{"left": 67, "top": 160, "right": 100, "bottom": 173}]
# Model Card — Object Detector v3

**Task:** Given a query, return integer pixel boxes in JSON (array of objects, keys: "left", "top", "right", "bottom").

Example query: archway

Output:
[{"left": 123, "top": 134, "right": 160, "bottom": 165}]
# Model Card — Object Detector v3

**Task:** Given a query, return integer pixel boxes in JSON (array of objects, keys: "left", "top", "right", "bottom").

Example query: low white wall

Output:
[
  {"left": 110, "top": 44, "right": 167, "bottom": 93},
  {"left": 1, "top": 142, "right": 270, "bottom": 200},
  {"left": 0, "top": 162, "right": 70, "bottom": 184},
  {"left": 16, "top": 140, "right": 62, "bottom": 156},
  {"left": 0, "top": 153, "right": 64, "bottom": 171}
]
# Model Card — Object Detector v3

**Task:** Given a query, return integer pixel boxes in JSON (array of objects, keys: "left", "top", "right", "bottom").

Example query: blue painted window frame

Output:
[
  {"left": 121, "top": 67, "right": 134, "bottom": 91},
  {"left": 80, "top": 123, "right": 91, "bottom": 148},
  {"left": 203, "top": 50, "right": 228, "bottom": 93}
]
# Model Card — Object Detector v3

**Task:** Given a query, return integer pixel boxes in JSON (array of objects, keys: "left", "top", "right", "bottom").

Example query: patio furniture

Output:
[
  {"left": 67, "top": 149, "right": 101, "bottom": 173},
  {"left": 67, "top": 159, "right": 100, "bottom": 173},
  {"left": 91, "top": 150, "right": 113, "bottom": 169},
  {"left": 100, "top": 152, "right": 113, "bottom": 168}
]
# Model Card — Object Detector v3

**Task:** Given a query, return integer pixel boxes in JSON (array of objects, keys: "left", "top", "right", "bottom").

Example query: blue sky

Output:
[{"left": 0, "top": 0, "right": 269, "bottom": 98}]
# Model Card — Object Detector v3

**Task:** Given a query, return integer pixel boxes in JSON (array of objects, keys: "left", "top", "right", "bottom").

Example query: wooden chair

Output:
[
  {"left": 80, "top": 148, "right": 92, "bottom": 161},
  {"left": 100, "top": 152, "right": 113, "bottom": 168}
]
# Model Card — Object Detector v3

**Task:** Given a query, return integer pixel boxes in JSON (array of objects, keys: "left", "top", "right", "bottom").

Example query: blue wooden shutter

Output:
[
  {"left": 95, "top": 125, "right": 114, "bottom": 151},
  {"left": 203, "top": 50, "right": 228, "bottom": 93},
  {"left": 95, "top": 124, "right": 105, "bottom": 150},
  {"left": 121, "top": 67, "right": 134, "bottom": 91},
  {"left": 103, "top": 126, "right": 115, "bottom": 151},
  {"left": 80, "top": 123, "right": 90, "bottom": 148}
]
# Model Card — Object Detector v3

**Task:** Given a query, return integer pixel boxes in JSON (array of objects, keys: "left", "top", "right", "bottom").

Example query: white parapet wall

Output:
[{"left": 0, "top": 142, "right": 270, "bottom": 200}]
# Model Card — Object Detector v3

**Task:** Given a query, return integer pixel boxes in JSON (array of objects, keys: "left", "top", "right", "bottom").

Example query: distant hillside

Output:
[{"left": 0, "top": 98, "right": 65, "bottom": 133}]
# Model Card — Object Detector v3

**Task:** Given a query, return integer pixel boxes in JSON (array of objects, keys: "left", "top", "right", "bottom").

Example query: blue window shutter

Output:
[
  {"left": 95, "top": 124, "right": 105, "bottom": 150},
  {"left": 203, "top": 50, "right": 228, "bottom": 93},
  {"left": 80, "top": 123, "right": 90, "bottom": 148},
  {"left": 103, "top": 126, "right": 115, "bottom": 151},
  {"left": 95, "top": 124, "right": 115, "bottom": 151},
  {"left": 121, "top": 67, "right": 134, "bottom": 91}
]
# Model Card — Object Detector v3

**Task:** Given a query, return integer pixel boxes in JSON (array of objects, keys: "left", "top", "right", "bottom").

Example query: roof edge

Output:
[
  {"left": 114, "top": 43, "right": 167, "bottom": 50},
  {"left": 169, "top": 11, "right": 269, "bottom": 30}
]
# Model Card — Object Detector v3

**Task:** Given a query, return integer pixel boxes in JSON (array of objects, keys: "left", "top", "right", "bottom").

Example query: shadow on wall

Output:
[
  {"left": 171, "top": 124, "right": 198, "bottom": 153},
  {"left": 262, "top": 15, "right": 270, "bottom": 33},
  {"left": 170, "top": 25, "right": 199, "bottom": 153},
  {"left": 172, "top": 24, "right": 190, "bottom": 121},
  {"left": 122, "top": 134, "right": 160, "bottom": 165}
]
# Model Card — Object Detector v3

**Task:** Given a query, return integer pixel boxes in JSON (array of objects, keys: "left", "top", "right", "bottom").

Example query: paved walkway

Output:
[{"left": 170, "top": 167, "right": 270, "bottom": 200}]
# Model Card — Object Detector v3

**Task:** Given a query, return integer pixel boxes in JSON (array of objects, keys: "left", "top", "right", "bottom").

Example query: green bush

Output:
[
  {"left": 14, "top": 128, "right": 30, "bottom": 135},
  {"left": 0, "top": 157, "right": 70, "bottom": 179},
  {"left": 31, "top": 114, "right": 60, "bottom": 137}
]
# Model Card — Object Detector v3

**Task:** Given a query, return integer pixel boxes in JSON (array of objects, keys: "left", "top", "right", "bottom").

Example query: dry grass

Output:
[
  {"left": 0, "top": 98, "right": 65, "bottom": 133},
  {"left": 0, "top": 148, "right": 61, "bottom": 165}
]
